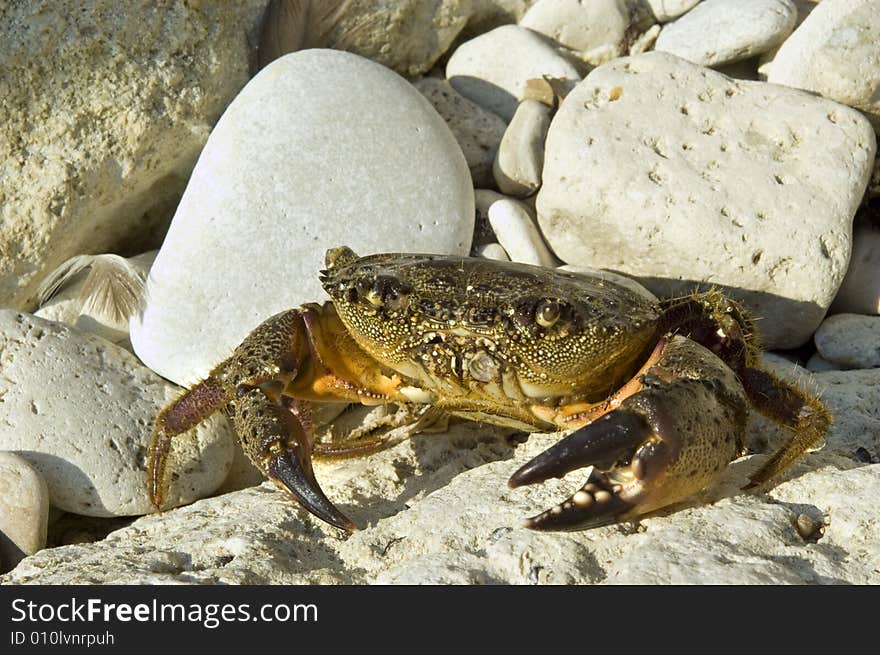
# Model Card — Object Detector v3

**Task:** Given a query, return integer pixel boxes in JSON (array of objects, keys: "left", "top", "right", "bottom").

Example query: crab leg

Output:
[
  {"left": 147, "top": 307, "right": 357, "bottom": 530},
  {"left": 510, "top": 336, "right": 749, "bottom": 531}
]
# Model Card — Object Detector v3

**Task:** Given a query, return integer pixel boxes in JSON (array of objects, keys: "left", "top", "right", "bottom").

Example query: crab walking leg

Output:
[
  {"left": 510, "top": 336, "right": 750, "bottom": 531},
  {"left": 740, "top": 367, "right": 831, "bottom": 489}
]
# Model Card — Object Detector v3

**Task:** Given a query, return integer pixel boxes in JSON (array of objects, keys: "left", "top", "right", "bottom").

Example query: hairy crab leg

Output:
[
  {"left": 147, "top": 308, "right": 356, "bottom": 529},
  {"left": 740, "top": 367, "right": 831, "bottom": 489}
]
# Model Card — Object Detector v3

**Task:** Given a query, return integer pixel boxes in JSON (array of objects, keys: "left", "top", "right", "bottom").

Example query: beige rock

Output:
[
  {"left": 415, "top": 78, "right": 508, "bottom": 188},
  {"left": 446, "top": 25, "right": 582, "bottom": 120},
  {"left": 0, "top": 0, "right": 269, "bottom": 310},
  {"left": 493, "top": 100, "right": 552, "bottom": 196},
  {"left": 520, "top": 0, "right": 655, "bottom": 58},
  {"left": 537, "top": 52, "right": 876, "bottom": 348},
  {"left": 655, "top": 0, "right": 797, "bottom": 67},
  {"left": 814, "top": 313, "right": 880, "bottom": 369},
  {"left": 0, "top": 311, "right": 234, "bottom": 517},
  {"left": 645, "top": 0, "right": 702, "bottom": 22},
  {"left": 830, "top": 219, "right": 880, "bottom": 315},
  {"left": 488, "top": 199, "right": 558, "bottom": 266},
  {"left": 0, "top": 452, "right": 50, "bottom": 572},
  {"left": 764, "top": 0, "right": 880, "bottom": 128}
]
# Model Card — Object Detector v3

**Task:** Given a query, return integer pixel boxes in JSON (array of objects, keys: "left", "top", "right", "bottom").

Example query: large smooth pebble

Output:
[
  {"left": 493, "top": 99, "right": 552, "bottom": 196},
  {"left": 764, "top": 0, "right": 880, "bottom": 128},
  {"left": 446, "top": 25, "right": 581, "bottom": 121},
  {"left": 537, "top": 52, "right": 876, "bottom": 348},
  {"left": 0, "top": 452, "right": 50, "bottom": 571},
  {"left": 131, "top": 50, "right": 474, "bottom": 386},
  {"left": 0, "top": 311, "right": 234, "bottom": 517},
  {"left": 655, "top": 0, "right": 797, "bottom": 67}
]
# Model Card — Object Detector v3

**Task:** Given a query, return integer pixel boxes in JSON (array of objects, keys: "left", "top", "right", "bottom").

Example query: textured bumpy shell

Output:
[{"left": 321, "top": 251, "right": 661, "bottom": 404}]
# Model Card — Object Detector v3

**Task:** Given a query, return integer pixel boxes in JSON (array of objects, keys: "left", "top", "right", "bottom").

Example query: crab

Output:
[{"left": 147, "top": 247, "right": 830, "bottom": 531}]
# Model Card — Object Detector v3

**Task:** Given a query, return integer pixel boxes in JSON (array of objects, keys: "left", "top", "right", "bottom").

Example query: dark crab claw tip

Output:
[
  {"left": 523, "top": 472, "right": 634, "bottom": 532},
  {"left": 508, "top": 410, "right": 652, "bottom": 489},
  {"left": 266, "top": 453, "right": 357, "bottom": 532}
]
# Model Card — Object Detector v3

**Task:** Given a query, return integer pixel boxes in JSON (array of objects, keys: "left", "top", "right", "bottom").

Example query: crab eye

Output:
[{"left": 535, "top": 300, "right": 560, "bottom": 327}]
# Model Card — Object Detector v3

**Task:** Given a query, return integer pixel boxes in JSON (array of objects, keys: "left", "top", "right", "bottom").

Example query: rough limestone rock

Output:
[
  {"left": 814, "top": 314, "right": 880, "bottom": 369},
  {"left": 329, "top": 0, "right": 473, "bottom": 77},
  {"left": 3, "top": 417, "right": 877, "bottom": 584},
  {"left": 414, "top": 78, "right": 509, "bottom": 188},
  {"left": 0, "top": 311, "right": 234, "bottom": 517},
  {"left": 0, "top": 452, "right": 50, "bottom": 572},
  {"left": 446, "top": 25, "right": 582, "bottom": 121},
  {"left": 537, "top": 52, "right": 876, "bottom": 348},
  {"left": 131, "top": 50, "right": 474, "bottom": 387},
  {"left": 519, "top": 0, "right": 655, "bottom": 60},
  {"left": 764, "top": 0, "right": 880, "bottom": 128},
  {"left": 655, "top": 0, "right": 797, "bottom": 67},
  {"left": 0, "top": 0, "right": 269, "bottom": 310}
]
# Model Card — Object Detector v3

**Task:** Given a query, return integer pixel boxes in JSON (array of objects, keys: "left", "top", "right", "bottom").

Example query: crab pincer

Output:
[{"left": 509, "top": 336, "right": 749, "bottom": 530}]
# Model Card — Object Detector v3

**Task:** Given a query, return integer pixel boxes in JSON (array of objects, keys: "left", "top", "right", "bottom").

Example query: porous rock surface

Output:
[
  {"left": 0, "top": 311, "right": 234, "bottom": 517},
  {"left": 130, "top": 50, "right": 475, "bottom": 387},
  {"left": 0, "top": 0, "right": 269, "bottom": 310},
  {"left": 764, "top": 0, "right": 880, "bottom": 128},
  {"left": 537, "top": 51, "right": 876, "bottom": 348},
  {"left": 3, "top": 416, "right": 877, "bottom": 584}
]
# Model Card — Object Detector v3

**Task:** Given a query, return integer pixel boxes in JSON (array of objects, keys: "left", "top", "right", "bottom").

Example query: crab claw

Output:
[
  {"left": 264, "top": 442, "right": 357, "bottom": 532},
  {"left": 510, "top": 336, "right": 749, "bottom": 531}
]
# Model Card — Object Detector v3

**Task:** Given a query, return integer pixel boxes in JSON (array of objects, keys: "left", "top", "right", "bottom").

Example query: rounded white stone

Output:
[
  {"left": 446, "top": 25, "right": 581, "bottom": 121},
  {"left": 806, "top": 352, "right": 839, "bottom": 372},
  {"left": 476, "top": 242, "right": 511, "bottom": 261},
  {"left": 414, "top": 77, "right": 509, "bottom": 188},
  {"left": 645, "top": 0, "right": 702, "bottom": 22},
  {"left": 493, "top": 99, "right": 552, "bottom": 196},
  {"left": 764, "top": 0, "right": 880, "bottom": 127},
  {"left": 814, "top": 313, "right": 880, "bottom": 369},
  {"left": 655, "top": 0, "right": 798, "bottom": 67},
  {"left": 0, "top": 311, "right": 234, "bottom": 517},
  {"left": 488, "top": 199, "right": 558, "bottom": 267},
  {"left": 537, "top": 52, "right": 876, "bottom": 348},
  {"left": 520, "top": 0, "right": 649, "bottom": 55},
  {"left": 831, "top": 221, "right": 880, "bottom": 315},
  {"left": 131, "top": 50, "right": 474, "bottom": 386},
  {"left": 0, "top": 452, "right": 49, "bottom": 572}
]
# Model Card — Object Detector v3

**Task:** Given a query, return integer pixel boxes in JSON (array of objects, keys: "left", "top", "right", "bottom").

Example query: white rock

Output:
[
  {"left": 131, "top": 50, "right": 474, "bottom": 387},
  {"left": 757, "top": 0, "right": 823, "bottom": 73},
  {"left": 519, "top": 0, "right": 654, "bottom": 57},
  {"left": 488, "top": 199, "right": 559, "bottom": 267},
  {"left": 645, "top": 0, "right": 702, "bottom": 22},
  {"left": 655, "top": 0, "right": 797, "bottom": 67},
  {"left": 476, "top": 242, "right": 512, "bottom": 261},
  {"left": 814, "top": 313, "right": 880, "bottom": 369},
  {"left": 806, "top": 352, "right": 839, "bottom": 372},
  {"left": 3, "top": 424, "right": 878, "bottom": 584},
  {"left": 812, "top": 368, "right": 880, "bottom": 456},
  {"left": 764, "top": 0, "right": 880, "bottom": 127},
  {"left": 446, "top": 25, "right": 582, "bottom": 120},
  {"left": 0, "top": 311, "right": 234, "bottom": 517},
  {"left": 35, "top": 251, "right": 156, "bottom": 346},
  {"left": 537, "top": 52, "right": 876, "bottom": 348},
  {"left": 414, "top": 78, "right": 508, "bottom": 188},
  {"left": 831, "top": 221, "right": 880, "bottom": 315},
  {"left": 0, "top": 0, "right": 269, "bottom": 310},
  {"left": 493, "top": 99, "right": 552, "bottom": 196},
  {"left": 0, "top": 452, "right": 49, "bottom": 572},
  {"left": 558, "top": 265, "right": 659, "bottom": 302}
]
